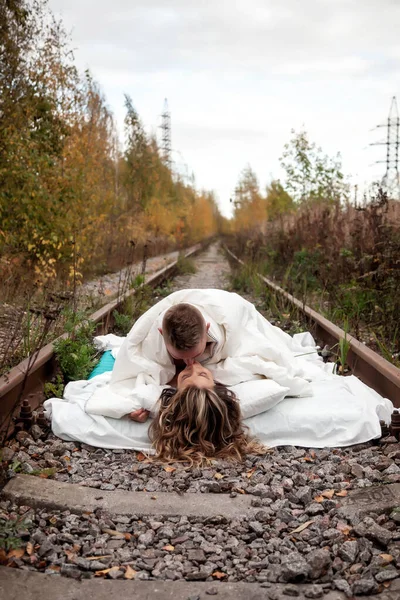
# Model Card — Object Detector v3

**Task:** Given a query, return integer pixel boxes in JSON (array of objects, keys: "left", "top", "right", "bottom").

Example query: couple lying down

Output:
[{"left": 45, "top": 289, "right": 394, "bottom": 460}]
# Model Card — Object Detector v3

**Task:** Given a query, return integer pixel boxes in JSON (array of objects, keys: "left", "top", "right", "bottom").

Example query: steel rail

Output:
[
  {"left": 224, "top": 246, "right": 400, "bottom": 407},
  {"left": 0, "top": 242, "right": 206, "bottom": 434}
]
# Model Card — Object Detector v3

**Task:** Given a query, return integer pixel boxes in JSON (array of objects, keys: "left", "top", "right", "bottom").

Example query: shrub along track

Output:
[{"left": 1, "top": 241, "right": 400, "bottom": 600}]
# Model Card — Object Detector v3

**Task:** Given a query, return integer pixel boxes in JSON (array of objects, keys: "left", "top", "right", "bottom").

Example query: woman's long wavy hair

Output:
[{"left": 148, "top": 383, "right": 264, "bottom": 463}]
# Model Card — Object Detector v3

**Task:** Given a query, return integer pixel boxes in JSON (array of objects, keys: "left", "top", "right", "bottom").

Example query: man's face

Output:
[{"left": 164, "top": 333, "right": 208, "bottom": 366}]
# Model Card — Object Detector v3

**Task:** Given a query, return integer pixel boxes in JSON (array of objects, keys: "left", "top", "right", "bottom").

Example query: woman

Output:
[{"left": 130, "top": 362, "right": 264, "bottom": 462}]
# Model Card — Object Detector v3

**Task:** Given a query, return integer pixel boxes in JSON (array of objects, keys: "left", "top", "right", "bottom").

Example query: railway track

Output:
[
  {"left": 224, "top": 247, "right": 400, "bottom": 408},
  {"left": 1, "top": 240, "right": 400, "bottom": 600},
  {"left": 0, "top": 241, "right": 208, "bottom": 437}
]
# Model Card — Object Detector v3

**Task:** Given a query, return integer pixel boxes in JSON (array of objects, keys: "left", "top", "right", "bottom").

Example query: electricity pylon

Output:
[
  {"left": 371, "top": 96, "right": 400, "bottom": 200},
  {"left": 160, "top": 98, "right": 172, "bottom": 170}
]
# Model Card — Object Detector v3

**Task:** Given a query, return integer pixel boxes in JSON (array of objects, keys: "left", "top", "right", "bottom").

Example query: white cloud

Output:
[{"left": 49, "top": 0, "right": 400, "bottom": 216}]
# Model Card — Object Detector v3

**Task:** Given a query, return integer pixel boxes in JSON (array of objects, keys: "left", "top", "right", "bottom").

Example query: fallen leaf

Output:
[
  {"left": 246, "top": 467, "right": 257, "bottom": 478},
  {"left": 102, "top": 528, "right": 125, "bottom": 537},
  {"left": 336, "top": 522, "right": 352, "bottom": 535},
  {"left": 214, "top": 473, "right": 224, "bottom": 480},
  {"left": 49, "top": 516, "right": 58, "bottom": 525},
  {"left": 340, "top": 526, "right": 352, "bottom": 536},
  {"left": 62, "top": 455, "right": 70, "bottom": 461},
  {"left": 95, "top": 568, "right": 112, "bottom": 577},
  {"left": 164, "top": 466, "right": 176, "bottom": 473},
  {"left": 47, "top": 565, "right": 60, "bottom": 572},
  {"left": 39, "top": 472, "right": 50, "bottom": 478},
  {"left": 124, "top": 533, "right": 132, "bottom": 541},
  {"left": 0, "top": 549, "right": 7, "bottom": 565},
  {"left": 303, "top": 456, "right": 314, "bottom": 462},
  {"left": 314, "top": 495, "right": 325, "bottom": 503},
  {"left": 310, "top": 450, "right": 316, "bottom": 459},
  {"left": 291, "top": 519, "right": 315, "bottom": 534},
  {"left": 212, "top": 571, "right": 227, "bottom": 579},
  {"left": 65, "top": 550, "right": 76, "bottom": 562},
  {"left": 86, "top": 555, "right": 112, "bottom": 561},
  {"left": 335, "top": 490, "right": 348, "bottom": 497},
  {"left": 321, "top": 489, "right": 335, "bottom": 499},
  {"left": 235, "top": 488, "right": 246, "bottom": 494},
  {"left": 163, "top": 545, "right": 175, "bottom": 552},
  {"left": 137, "top": 452, "right": 146, "bottom": 462},
  {"left": 380, "top": 554, "right": 394, "bottom": 563},
  {"left": 7, "top": 548, "right": 24, "bottom": 560},
  {"left": 151, "top": 496, "right": 157, "bottom": 500},
  {"left": 26, "top": 542, "right": 34, "bottom": 556},
  {"left": 124, "top": 566, "right": 137, "bottom": 580}
]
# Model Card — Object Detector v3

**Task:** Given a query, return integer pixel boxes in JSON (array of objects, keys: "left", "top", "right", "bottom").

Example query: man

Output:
[
  {"left": 85, "top": 289, "right": 329, "bottom": 420},
  {"left": 130, "top": 303, "right": 215, "bottom": 421}
]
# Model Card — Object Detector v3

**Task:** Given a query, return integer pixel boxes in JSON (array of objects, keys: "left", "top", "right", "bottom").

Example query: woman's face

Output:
[{"left": 177, "top": 361, "right": 214, "bottom": 390}]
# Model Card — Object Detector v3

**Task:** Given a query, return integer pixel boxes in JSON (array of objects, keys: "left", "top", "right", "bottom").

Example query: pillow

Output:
[{"left": 230, "top": 379, "right": 290, "bottom": 419}]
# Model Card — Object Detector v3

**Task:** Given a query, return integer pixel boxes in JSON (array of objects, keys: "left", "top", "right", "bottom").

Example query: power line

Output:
[{"left": 370, "top": 96, "right": 400, "bottom": 200}]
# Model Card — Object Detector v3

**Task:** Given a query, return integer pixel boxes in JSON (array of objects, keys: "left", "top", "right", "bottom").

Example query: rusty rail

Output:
[
  {"left": 0, "top": 242, "right": 205, "bottom": 435},
  {"left": 225, "top": 246, "right": 400, "bottom": 407}
]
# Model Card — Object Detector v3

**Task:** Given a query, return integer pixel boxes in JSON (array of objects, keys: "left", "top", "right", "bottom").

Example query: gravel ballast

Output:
[
  {"left": 2, "top": 431, "right": 400, "bottom": 595},
  {"left": 2, "top": 243, "right": 400, "bottom": 597}
]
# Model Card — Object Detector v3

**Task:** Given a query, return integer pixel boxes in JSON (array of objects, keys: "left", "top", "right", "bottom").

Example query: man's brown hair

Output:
[{"left": 162, "top": 303, "right": 206, "bottom": 350}]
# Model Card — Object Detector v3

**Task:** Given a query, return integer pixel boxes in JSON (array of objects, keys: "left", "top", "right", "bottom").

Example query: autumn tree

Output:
[
  {"left": 233, "top": 165, "right": 266, "bottom": 230},
  {"left": 280, "top": 129, "right": 348, "bottom": 203},
  {"left": 265, "top": 180, "right": 295, "bottom": 221},
  {"left": 0, "top": 1, "right": 68, "bottom": 272},
  {"left": 0, "top": 0, "right": 220, "bottom": 289},
  {"left": 122, "top": 95, "right": 159, "bottom": 212}
]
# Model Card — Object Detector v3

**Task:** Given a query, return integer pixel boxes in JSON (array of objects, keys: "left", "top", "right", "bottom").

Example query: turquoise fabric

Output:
[{"left": 88, "top": 350, "right": 115, "bottom": 379}]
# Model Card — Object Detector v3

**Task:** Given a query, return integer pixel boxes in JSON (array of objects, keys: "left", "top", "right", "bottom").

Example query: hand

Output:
[{"left": 129, "top": 408, "right": 150, "bottom": 423}]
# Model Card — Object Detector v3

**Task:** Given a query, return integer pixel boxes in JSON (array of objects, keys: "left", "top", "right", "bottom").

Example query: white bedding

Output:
[
  {"left": 44, "top": 369, "right": 391, "bottom": 451},
  {"left": 86, "top": 289, "right": 338, "bottom": 419},
  {"left": 44, "top": 329, "right": 394, "bottom": 452}
]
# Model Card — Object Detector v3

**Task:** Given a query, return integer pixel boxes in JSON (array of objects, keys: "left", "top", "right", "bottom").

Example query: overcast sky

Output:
[{"left": 49, "top": 0, "right": 400, "bottom": 217}]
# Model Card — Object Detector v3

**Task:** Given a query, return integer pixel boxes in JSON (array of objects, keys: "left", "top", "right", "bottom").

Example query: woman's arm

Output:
[
  {"left": 129, "top": 408, "right": 150, "bottom": 422},
  {"left": 129, "top": 371, "right": 178, "bottom": 422}
]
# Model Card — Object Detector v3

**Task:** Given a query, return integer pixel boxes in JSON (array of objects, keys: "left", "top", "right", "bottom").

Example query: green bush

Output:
[
  {"left": 0, "top": 515, "right": 32, "bottom": 551},
  {"left": 54, "top": 311, "right": 98, "bottom": 382},
  {"left": 112, "top": 310, "right": 133, "bottom": 336},
  {"left": 176, "top": 254, "right": 196, "bottom": 275},
  {"left": 43, "top": 374, "right": 65, "bottom": 399}
]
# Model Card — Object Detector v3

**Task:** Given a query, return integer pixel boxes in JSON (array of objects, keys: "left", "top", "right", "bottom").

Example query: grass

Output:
[
  {"left": 176, "top": 253, "right": 197, "bottom": 275},
  {"left": 0, "top": 514, "right": 32, "bottom": 552},
  {"left": 225, "top": 190, "right": 400, "bottom": 366},
  {"left": 53, "top": 310, "right": 99, "bottom": 382},
  {"left": 229, "top": 262, "right": 308, "bottom": 337}
]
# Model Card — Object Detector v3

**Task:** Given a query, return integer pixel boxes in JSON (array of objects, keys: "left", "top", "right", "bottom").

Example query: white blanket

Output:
[
  {"left": 85, "top": 289, "right": 336, "bottom": 419},
  {"left": 44, "top": 288, "right": 394, "bottom": 450},
  {"left": 44, "top": 369, "right": 392, "bottom": 451}
]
